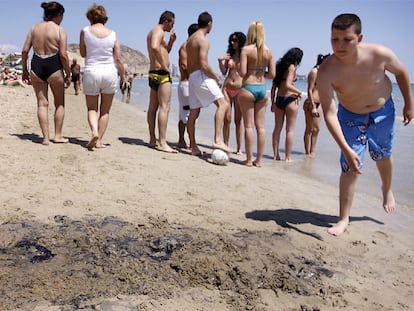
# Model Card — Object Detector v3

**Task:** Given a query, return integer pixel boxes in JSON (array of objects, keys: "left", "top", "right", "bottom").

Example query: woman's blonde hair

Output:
[{"left": 247, "top": 21, "right": 265, "bottom": 65}]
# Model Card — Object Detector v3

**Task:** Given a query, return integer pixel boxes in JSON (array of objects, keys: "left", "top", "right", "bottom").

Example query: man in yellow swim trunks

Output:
[{"left": 146, "top": 10, "right": 177, "bottom": 153}]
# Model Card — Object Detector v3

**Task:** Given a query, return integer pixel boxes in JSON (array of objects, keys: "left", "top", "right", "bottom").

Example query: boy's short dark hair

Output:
[{"left": 332, "top": 13, "right": 361, "bottom": 35}]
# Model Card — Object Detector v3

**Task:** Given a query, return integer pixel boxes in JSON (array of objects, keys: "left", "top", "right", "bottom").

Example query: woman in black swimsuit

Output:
[{"left": 22, "top": 1, "right": 71, "bottom": 145}]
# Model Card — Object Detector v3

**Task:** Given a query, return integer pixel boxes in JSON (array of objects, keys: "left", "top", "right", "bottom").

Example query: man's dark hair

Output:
[
  {"left": 187, "top": 23, "right": 199, "bottom": 37},
  {"left": 159, "top": 10, "right": 175, "bottom": 24},
  {"left": 332, "top": 13, "right": 362, "bottom": 35},
  {"left": 198, "top": 11, "right": 212, "bottom": 28}
]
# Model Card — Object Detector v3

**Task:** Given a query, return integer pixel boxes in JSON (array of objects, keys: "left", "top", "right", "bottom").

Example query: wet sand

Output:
[{"left": 0, "top": 85, "right": 413, "bottom": 310}]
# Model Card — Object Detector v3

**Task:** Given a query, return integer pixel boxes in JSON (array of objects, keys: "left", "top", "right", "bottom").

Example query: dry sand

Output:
[{"left": 0, "top": 84, "right": 413, "bottom": 311}]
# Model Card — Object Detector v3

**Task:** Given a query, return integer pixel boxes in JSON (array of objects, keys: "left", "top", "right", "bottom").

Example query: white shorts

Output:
[
  {"left": 178, "top": 80, "right": 190, "bottom": 123},
  {"left": 82, "top": 65, "right": 118, "bottom": 95},
  {"left": 188, "top": 70, "right": 223, "bottom": 109}
]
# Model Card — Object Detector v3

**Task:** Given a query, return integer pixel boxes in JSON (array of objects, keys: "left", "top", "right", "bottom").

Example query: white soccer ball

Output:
[{"left": 211, "top": 149, "right": 229, "bottom": 165}]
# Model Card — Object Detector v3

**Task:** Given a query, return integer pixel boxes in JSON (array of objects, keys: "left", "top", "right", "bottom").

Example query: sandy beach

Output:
[{"left": 0, "top": 84, "right": 413, "bottom": 310}]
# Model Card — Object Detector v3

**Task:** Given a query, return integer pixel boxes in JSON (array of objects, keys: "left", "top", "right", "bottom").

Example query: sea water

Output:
[{"left": 116, "top": 78, "right": 413, "bottom": 208}]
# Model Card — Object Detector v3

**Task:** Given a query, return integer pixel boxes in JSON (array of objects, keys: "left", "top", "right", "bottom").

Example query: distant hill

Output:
[{"left": 67, "top": 43, "right": 149, "bottom": 75}]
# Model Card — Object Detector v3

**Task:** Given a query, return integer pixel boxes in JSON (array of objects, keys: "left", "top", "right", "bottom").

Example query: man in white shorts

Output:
[
  {"left": 186, "top": 12, "right": 231, "bottom": 156},
  {"left": 177, "top": 23, "right": 198, "bottom": 148}
]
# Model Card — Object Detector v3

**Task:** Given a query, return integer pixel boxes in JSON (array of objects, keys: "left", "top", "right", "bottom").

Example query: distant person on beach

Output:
[
  {"left": 21, "top": 1, "right": 71, "bottom": 145},
  {"left": 146, "top": 10, "right": 177, "bottom": 153},
  {"left": 271, "top": 47, "right": 304, "bottom": 162},
  {"left": 0, "top": 67, "right": 26, "bottom": 87},
  {"left": 80, "top": 4, "right": 125, "bottom": 149},
  {"left": 177, "top": 23, "right": 199, "bottom": 149},
  {"left": 317, "top": 13, "right": 413, "bottom": 236},
  {"left": 186, "top": 11, "right": 232, "bottom": 156},
  {"left": 238, "top": 21, "right": 275, "bottom": 167},
  {"left": 126, "top": 73, "right": 137, "bottom": 98},
  {"left": 303, "top": 53, "right": 330, "bottom": 157},
  {"left": 70, "top": 58, "right": 81, "bottom": 95},
  {"left": 218, "top": 31, "right": 246, "bottom": 154}
]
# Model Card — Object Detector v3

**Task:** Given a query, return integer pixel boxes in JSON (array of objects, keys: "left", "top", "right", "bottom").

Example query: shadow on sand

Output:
[{"left": 245, "top": 208, "right": 384, "bottom": 240}]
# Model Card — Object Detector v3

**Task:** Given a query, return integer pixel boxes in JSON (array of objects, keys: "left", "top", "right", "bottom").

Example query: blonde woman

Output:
[{"left": 238, "top": 21, "right": 275, "bottom": 167}]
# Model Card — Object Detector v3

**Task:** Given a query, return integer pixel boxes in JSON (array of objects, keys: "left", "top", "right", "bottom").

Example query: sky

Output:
[{"left": 1, "top": 0, "right": 413, "bottom": 80}]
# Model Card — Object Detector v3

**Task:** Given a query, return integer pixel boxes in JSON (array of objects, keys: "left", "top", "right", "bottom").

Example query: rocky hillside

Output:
[{"left": 67, "top": 43, "right": 149, "bottom": 75}]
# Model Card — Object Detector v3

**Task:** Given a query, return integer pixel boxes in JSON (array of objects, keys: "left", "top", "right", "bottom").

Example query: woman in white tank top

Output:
[{"left": 80, "top": 4, "right": 125, "bottom": 150}]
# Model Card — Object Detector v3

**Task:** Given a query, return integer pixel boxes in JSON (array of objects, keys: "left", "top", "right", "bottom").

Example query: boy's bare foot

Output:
[
  {"left": 86, "top": 136, "right": 98, "bottom": 149},
  {"left": 327, "top": 219, "right": 349, "bottom": 236},
  {"left": 212, "top": 142, "right": 232, "bottom": 154},
  {"left": 383, "top": 188, "right": 396, "bottom": 213},
  {"left": 242, "top": 160, "right": 253, "bottom": 167},
  {"left": 235, "top": 149, "right": 243, "bottom": 155},
  {"left": 42, "top": 138, "right": 50, "bottom": 146},
  {"left": 156, "top": 144, "right": 178, "bottom": 153}
]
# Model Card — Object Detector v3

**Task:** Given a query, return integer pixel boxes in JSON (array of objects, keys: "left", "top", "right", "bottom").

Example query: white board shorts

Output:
[
  {"left": 177, "top": 80, "right": 190, "bottom": 123},
  {"left": 83, "top": 65, "right": 118, "bottom": 95},
  {"left": 188, "top": 70, "right": 223, "bottom": 109}
]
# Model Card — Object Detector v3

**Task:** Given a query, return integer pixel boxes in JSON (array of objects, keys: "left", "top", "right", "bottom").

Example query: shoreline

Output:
[{"left": 0, "top": 85, "right": 413, "bottom": 310}]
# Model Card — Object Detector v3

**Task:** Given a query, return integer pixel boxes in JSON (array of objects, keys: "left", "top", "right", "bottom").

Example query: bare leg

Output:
[
  {"left": 234, "top": 95, "right": 243, "bottom": 154},
  {"left": 32, "top": 80, "right": 50, "bottom": 145},
  {"left": 147, "top": 89, "right": 159, "bottom": 147},
  {"left": 49, "top": 70, "right": 67, "bottom": 143},
  {"left": 156, "top": 82, "right": 176, "bottom": 153},
  {"left": 328, "top": 171, "right": 358, "bottom": 236},
  {"left": 178, "top": 121, "right": 188, "bottom": 148},
  {"left": 95, "top": 93, "right": 114, "bottom": 148},
  {"left": 253, "top": 99, "right": 267, "bottom": 167},
  {"left": 86, "top": 94, "right": 99, "bottom": 149},
  {"left": 304, "top": 107, "right": 313, "bottom": 155},
  {"left": 239, "top": 94, "right": 254, "bottom": 167},
  {"left": 212, "top": 97, "right": 232, "bottom": 153},
  {"left": 187, "top": 108, "right": 202, "bottom": 155},
  {"left": 272, "top": 107, "right": 284, "bottom": 160},
  {"left": 284, "top": 101, "right": 299, "bottom": 161},
  {"left": 376, "top": 157, "right": 396, "bottom": 213},
  {"left": 223, "top": 93, "right": 231, "bottom": 146}
]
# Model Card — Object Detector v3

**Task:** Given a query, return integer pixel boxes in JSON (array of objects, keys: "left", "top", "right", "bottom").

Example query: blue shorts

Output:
[{"left": 338, "top": 97, "right": 395, "bottom": 172}]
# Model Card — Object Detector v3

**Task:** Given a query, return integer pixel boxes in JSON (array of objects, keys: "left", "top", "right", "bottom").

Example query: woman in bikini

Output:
[
  {"left": 271, "top": 47, "right": 304, "bottom": 161},
  {"left": 21, "top": 1, "right": 71, "bottom": 145},
  {"left": 218, "top": 32, "right": 246, "bottom": 154},
  {"left": 238, "top": 21, "right": 275, "bottom": 167},
  {"left": 303, "top": 53, "right": 330, "bottom": 157}
]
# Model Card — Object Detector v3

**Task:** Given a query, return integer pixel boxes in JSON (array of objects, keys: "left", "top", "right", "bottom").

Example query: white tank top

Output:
[{"left": 83, "top": 26, "right": 116, "bottom": 68}]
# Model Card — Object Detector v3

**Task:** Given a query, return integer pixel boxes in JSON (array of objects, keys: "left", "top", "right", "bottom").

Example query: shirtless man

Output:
[
  {"left": 70, "top": 58, "right": 81, "bottom": 95},
  {"left": 177, "top": 23, "right": 199, "bottom": 148},
  {"left": 186, "top": 11, "right": 232, "bottom": 155},
  {"left": 146, "top": 10, "right": 177, "bottom": 153},
  {"left": 317, "top": 13, "right": 413, "bottom": 236}
]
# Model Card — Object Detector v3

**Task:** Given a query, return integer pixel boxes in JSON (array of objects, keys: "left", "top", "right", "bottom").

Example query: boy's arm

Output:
[
  {"left": 383, "top": 46, "right": 413, "bottom": 125},
  {"left": 317, "top": 66, "right": 362, "bottom": 173}
]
